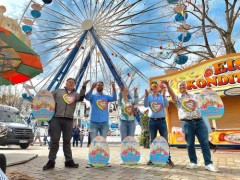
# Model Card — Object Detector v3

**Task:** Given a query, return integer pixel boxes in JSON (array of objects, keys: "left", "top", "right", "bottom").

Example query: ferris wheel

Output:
[{"left": 1, "top": 0, "right": 193, "bottom": 97}]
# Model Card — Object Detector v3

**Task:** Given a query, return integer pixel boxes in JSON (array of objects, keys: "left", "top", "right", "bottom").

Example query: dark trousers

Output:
[
  {"left": 73, "top": 136, "right": 79, "bottom": 146},
  {"left": 149, "top": 118, "right": 171, "bottom": 161},
  {"left": 79, "top": 140, "right": 83, "bottom": 147},
  {"left": 48, "top": 117, "right": 73, "bottom": 162}
]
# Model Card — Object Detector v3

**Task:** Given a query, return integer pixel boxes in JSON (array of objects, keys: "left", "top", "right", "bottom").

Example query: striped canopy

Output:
[{"left": 0, "top": 26, "right": 42, "bottom": 85}]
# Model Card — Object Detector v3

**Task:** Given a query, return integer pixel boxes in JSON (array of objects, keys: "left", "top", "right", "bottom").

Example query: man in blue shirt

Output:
[
  {"left": 144, "top": 81, "right": 174, "bottom": 166},
  {"left": 85, "top": 81, "right": 117, "bottom": 168}
]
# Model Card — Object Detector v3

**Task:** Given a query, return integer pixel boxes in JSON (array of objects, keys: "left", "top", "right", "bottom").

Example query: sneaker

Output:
[
  {"left": 186, "top": 163, "right": 198, "bottom": 169},
  {"left": 120, "top": 161, "right": 125, "bottom": 165},
  {"left": 86, "top": 163, "right": 93, "bottom": 168},
  {"left": 167, "top": 159, "right": 174, "bottom": 167},
  {"left": 147, "top": 160, "right": 154, "bottom": 165},
  {"left": 65, "top": 160, "right": 79, "bottom": 168},
  {"left": 106, "top": 163, "right": 112, "bottom": 167},
  {"left": 43, "top": 160, "right": 55, "bottom": 170},
  {"left": 205, "top": 164, "right": 219, "bottom": 172}
]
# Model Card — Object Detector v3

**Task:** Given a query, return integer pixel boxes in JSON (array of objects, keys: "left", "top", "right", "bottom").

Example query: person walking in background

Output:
[
  {"left": 31, "top": 127, "right": 43, "bottom": 146},
  {"left": 144, "top": 81, "right": 174, "bottom": 166},
  {"left": 72, "top": 125, "right": 80, "bottom": 147},
  {"left": 165, "top": 80, "right": 219, "bottom": 172},
  {"left": 43, "top": 126, "right": 50, "bottom": 147},
  {"left": 79, "top": 130, "right": 84, "bottom": 147},
  {"left": 42, "top": 78, "right": 89, "bottom": 170},
  {"left": 85, "top": 81, "right": 117, "bottom": 168},
  {"left": 118, "top": 87, "right": 139, "bottom": 141}
]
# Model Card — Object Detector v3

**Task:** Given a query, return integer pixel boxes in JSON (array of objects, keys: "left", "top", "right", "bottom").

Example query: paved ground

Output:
[{"left": 1, "top": 143, "right": 240, "bottom": 180}]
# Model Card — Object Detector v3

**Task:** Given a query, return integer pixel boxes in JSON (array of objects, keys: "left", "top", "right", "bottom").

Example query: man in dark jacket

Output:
[
  {"left": 43, "top": 78, "right": 89, "bottom": 170},
  {"left": 72, "top": 125, "right": 80, "bottom": 147}
]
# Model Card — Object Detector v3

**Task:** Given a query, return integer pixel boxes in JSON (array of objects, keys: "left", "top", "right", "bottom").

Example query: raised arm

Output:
[
  {"left": 108, "top": 82, "right": 117, "bottom": 102},
  {"left": 143, "top": 89, "right": 149, "bottom": 107},
  {"left": 77, "top": 80, "right": 89, "bottom": 102},
  {"left": 133, "top": 87, "right": 139, "bottom": 104},
  {"left": 163, "top": 80, "right": 177, "bottom": 102},
  {"left": 85, "top": 82, "right": 96, "bottom": 101}
]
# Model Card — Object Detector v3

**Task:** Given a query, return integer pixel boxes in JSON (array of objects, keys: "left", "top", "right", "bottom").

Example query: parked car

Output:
[{"left": 0, "top": 105, "right": 34, "bottom": 149}]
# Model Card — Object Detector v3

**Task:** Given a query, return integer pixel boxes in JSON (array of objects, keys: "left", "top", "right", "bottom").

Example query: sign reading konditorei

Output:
[{"left": 150, "top": 53, "right": 240, "bottom": 96}]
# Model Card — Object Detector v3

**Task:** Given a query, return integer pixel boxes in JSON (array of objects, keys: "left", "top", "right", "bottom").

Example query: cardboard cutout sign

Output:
[
  {"left": 88, "top": 136, "right": 110, "bottom": 168},
  {"left": 32, "top": 90, "right": 55, "bottom": 121},
  {"left": 150, "top": 136, "right": 169, "bottom": 166},
  {"left": 121, "top": 136, "right": 140, "bottom": 165},
  {"left": 198, "top": 88, "right": 224, "bottom": 120}
]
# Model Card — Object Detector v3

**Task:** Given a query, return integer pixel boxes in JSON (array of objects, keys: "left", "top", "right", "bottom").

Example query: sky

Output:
[{"left": 1, "top": 0, "right": 239, "bottom": 97}]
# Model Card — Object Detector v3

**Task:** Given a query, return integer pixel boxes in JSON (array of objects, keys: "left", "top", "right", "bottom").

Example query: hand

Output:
[
  {"left": 145, "top": 89, "right": 149, "bottom": 97},
  {"left": 134, "top": 87, "right": 138, "bottom": 93},
  {"left": 162, "top": 80, "right": 169, "bottom": 86},
  {"left": 111, "top": 82, "right": 115, "bottom": 89},
  {"left": 91, "top": 83, "right": 97, "bottom": 90},
  {"left": 83, "top": 80, "right": 90, "bottom": 86},
  {"left": 120, "top": 86, "right": 124, "bottom": 92}
]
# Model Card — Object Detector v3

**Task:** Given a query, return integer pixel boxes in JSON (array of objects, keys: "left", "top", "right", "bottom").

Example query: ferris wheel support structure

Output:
[{"left": 47, "top": 31, "right": 88, "bottom": 91}]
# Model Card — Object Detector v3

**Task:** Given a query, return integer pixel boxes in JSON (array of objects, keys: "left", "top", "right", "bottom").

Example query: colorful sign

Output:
[
  {"left": 150, "top": 136, "right": 169, "bottom": 166},
  {"left": 198, "top": 88, "right": 224, "bottom": 120},
  {"left": 169, "top": 129, "right": 240, "bottom": 146},
  {"left": 121, "top": 136, "right": 140, "bottom": 165},
  {"left": 32, "top": 90, "right": 55, "bottom": 121},
  {"left": 150, "top": 53, "right": 240, "bottom": 96},
  {"left": 89, "top": 136, "right": 110, "bottom": 168}
]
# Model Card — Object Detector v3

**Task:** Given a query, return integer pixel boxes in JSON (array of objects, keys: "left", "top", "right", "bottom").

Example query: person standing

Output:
[
  {"left": 43, "top": 127, "right": 50, "bottom": 147},
  {"left": 31, "top": 127, "right": 43, "bottom": 146},
  {"left": 43, "top": 78, "right": 89, "bottom": 170},
  {"left": 72, "top": 125, "right": 80, "bottom": 147},
  {"left": 144, "top": 81, "right": 174, "bottom": 166},
  {"left": 118, "top": 87, "right": 139, "bottom": 141},
  {"left": 85, "top": 81, "right": 117, "bottom": 168},
  {"left": 164, "top": 80, "right": 219, "bottom": 172},
  {"left": 79, "top": 130, "right": 84, "bottom": 147}
]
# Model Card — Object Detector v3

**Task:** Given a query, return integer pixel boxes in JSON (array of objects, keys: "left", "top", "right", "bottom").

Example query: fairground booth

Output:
[{"left": 150, "top": 53, "right": 240, "bottom": 148}]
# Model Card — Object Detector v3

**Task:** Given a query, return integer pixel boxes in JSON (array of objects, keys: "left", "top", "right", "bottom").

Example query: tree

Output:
[
  {"left": 162, "top": 0, "right": 240, "bottom": 68},
  {"left": 0, "top": 86, "right": 31, "bottom": 112}
]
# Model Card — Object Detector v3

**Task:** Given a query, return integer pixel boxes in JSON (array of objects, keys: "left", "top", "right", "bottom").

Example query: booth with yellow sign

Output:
[{"left": 150, "top": 53, "right": 240, "bottom": 148}]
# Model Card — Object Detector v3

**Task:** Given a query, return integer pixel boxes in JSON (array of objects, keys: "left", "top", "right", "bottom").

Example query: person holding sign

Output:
[
  {"left": 85, "top": 81, "right": 117, "bottom": 168},
  {"left": 118, "top": 87, "right": 139, "bottom": 141},
  {"left": 144, "top": 81, "right": 174, "bottom": 166},
  {"left": 164, "top": 80, "right": 219, "bottom": 172},
  {"left": 43, "top": 78, "right": 89, "bottom": 170}
]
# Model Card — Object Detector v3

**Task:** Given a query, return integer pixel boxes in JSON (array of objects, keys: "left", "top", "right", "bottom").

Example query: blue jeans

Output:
[
  {"left": 149, "top": 118, "right": 168, "bottom": 142},
  {"left": 149, "top": 118, "right": 171, "bottom": 161},
  {"left": 119, "top": 119, "right": 136, "bottom": 141},
  {"left": 90, "top": 122, "right": 109, "bottom": 143},
  {"left": 181, "top": 119, "right": 212, "bottom": 165}
]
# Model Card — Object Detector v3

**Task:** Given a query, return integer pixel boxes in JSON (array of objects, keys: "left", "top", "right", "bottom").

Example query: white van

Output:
[{"left": 0, "top": 105, "right": 34, "bottom": 149}]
